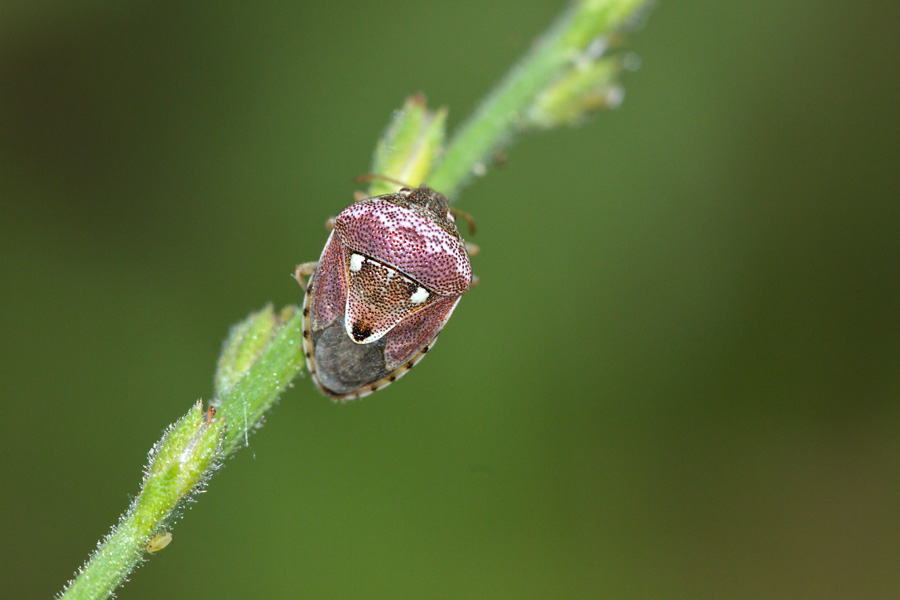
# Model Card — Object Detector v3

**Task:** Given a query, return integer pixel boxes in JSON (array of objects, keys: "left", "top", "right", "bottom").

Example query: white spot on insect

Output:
[
  {"left": 349, "top": 253, "right": 364, "bottom": 272},
  {"left": 410, "top": 286, "right": 429, "bottom": 304}
]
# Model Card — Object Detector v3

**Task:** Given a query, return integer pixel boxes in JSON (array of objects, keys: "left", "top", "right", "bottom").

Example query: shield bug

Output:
[{"left": 295, "top": 185, "right": 473, "bottom": 401}]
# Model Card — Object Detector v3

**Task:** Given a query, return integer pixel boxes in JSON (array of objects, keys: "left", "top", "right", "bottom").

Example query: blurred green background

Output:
[{"left": 2, "top": 1, "right": 898, "bottom": 598}]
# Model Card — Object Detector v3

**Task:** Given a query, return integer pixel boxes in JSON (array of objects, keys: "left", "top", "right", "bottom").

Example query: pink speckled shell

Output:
[
  {"left": 309, "top": 230, "right": 346, "bottom": 331},
  {"left": 383, "top": 294, "right": 461, "bottom": 369},
  {"left": 334, "top": 199, "right": 471, "bottom": 295}
]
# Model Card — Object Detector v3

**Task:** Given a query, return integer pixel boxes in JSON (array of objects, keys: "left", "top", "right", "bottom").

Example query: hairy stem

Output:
[
  {"left": 427, "top": 0, "right": 646, "bottom": 197},
  {"left": 58, "top": 307, "right": 303, "bottom": 600}
]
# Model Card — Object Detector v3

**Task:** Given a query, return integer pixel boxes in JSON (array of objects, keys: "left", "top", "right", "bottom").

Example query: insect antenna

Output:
[{"left": 449, "top": 206, "right": 476, "bottom": 235}]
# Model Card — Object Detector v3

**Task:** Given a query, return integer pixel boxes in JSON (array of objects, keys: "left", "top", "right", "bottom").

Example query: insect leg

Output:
[{"left": 293, "top": 262, "right": 318, "bottom": 288}]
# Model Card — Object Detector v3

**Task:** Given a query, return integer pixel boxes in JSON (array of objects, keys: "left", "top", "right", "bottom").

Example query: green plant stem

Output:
[
  {"left": 59, "top": 307, "right": 303, "bottom": 600},
  {"left": 62, "top": 511, "right": 148, "bottom": 599},
  {"left": 427, "top": 0, "right": 645, "bottom": 197},
  {"left": 213, "top": 306, "right": 305, "bottom": 456},
  {"left": 59, "top": 402, "right": 223, "bottom": 600}
]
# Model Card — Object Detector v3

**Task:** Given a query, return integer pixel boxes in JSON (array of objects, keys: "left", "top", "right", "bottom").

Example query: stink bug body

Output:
[{"left": 295, "top": 185, "right": 473, "bottom": 400}]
